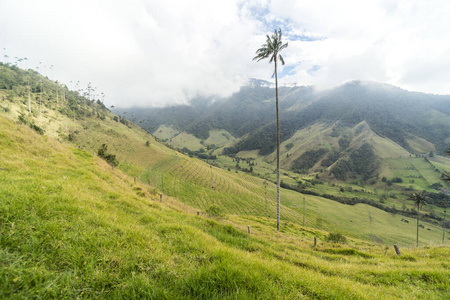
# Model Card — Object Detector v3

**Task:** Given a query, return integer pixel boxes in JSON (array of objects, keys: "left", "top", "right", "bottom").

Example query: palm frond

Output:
[
  {"left": 409, "top": 191, "right": 427, "bottom": 209},
  {"left": 253, "top": 28, "right": 288, "bottom": 70}
]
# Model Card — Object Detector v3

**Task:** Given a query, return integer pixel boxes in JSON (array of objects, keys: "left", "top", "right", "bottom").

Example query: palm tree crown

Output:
[
  {"left": 410, "top": 191, "right": 427, "bottom": 211},
  {"left": 253, "top": 29, "right": 288, "bottom": 71}
]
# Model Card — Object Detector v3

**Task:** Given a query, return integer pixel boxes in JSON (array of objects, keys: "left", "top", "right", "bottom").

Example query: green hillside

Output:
[
  {"left": 127, "top": 80, "right": 450, "bottom": 186},
  {"left": 1, "top": 63, "right": 450, "bottom": 298},
  {"left": 1, "top": 63, "right": 448, "bottom": 242},
  {"left": 121, "top": 79, "right": 450, "bottom": 230},
  {"left": 2, "top": 96, "right": 450, "bottom": 299}
]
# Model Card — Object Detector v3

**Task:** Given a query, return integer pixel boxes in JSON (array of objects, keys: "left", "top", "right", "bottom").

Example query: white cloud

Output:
[
  {"left": 269, "top": 0, "right": 450, "bottom": 94},
  {"left": 0, "top": 0, "right": 449, "bottom": 107}
]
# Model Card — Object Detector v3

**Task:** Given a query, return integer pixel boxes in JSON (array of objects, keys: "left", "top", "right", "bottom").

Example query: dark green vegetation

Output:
[
  {"left": 97, "top": 143, "right": 119, "bottom": 167},
  {"left": 330, "top": 143, "right": 378, "bottom": 181},
  {"left": 1, "top": 62, "right": 450, "bottom": 298}
]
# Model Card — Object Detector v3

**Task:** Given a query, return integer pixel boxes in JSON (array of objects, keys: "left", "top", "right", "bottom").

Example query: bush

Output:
[
  {"left": 97, "top": 144, "right": 119, "bottom": 167},
  {"left": 391, "top": 177, "right": 403, "bottom": 183},
  {"left": 206, "top": 205, "right": 223, "bottom": 217},
  {"left": 30, "top": 123, "right": 44, "bottom": 135},
  {"left": 327, "top": 232, "right": 347, "bottom": 243}
]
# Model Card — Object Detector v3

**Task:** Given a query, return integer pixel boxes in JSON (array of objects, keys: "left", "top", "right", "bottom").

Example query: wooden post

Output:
[
  {"left": 314, "top": 236, "right": 317, "bottom": 248},
  {"left": 248, "top": 225, "right": 251, "bottom": 235},
  {"left": 394, "top": 244, "right": 401, "bottom": 255},
  {"left": 160, "top": 193, "right": 162, "bottom": 203},
  {"left": 197, "top": 211, "right": 200, "bottom": 216},
  {"left": 112, "top": 164, "right": 114, "bottom": 170},
  {"left": 134, "top": 176, "right": 136, "bottom": 183}
]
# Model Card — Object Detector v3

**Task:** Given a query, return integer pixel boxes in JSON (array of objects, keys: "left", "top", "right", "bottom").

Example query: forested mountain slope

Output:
[{"left": 123, "top": 80, "right": 450, "bottom": 183}]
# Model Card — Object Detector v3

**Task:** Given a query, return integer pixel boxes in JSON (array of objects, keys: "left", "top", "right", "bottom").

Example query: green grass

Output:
[
  {"left": 1, "top": 115, "right": 449, "bottom": 298},
  {"left": 1, "top": 66, "right": 450, "bottom": 298},
  {"left": 152, "top": 124, "right": 180, "bottom": 140},
  {"left": 1, "top": 91, "right": 447, "bottom": 247}
]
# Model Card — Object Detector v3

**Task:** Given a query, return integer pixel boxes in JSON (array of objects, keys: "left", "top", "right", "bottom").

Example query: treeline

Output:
[
  {"left": 180, "top": 147, "right": 216, "bottom": 160},
  {"left": 280, "top": 181, "right": 449, "bottom": 227}
]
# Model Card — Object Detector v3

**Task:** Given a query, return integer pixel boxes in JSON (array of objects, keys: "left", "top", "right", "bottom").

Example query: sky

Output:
[{"left": 1, "top": 0, "right": 449, "bottom": 107}]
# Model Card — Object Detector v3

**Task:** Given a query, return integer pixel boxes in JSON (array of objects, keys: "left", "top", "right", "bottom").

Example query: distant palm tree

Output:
[
  {"left": 253, "top": 29, "right": 288, "bottom": 231},
  {"left": 409, "top": 191, "right": 427, "bottom": 247}
]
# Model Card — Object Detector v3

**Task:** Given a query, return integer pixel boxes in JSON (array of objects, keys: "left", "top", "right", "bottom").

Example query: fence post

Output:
[
  {"left": 394, "top": 244, "right": 401, "bottom": 255},
  {"left": 248, "top": 225, "right": 251, "bottom": 235},
  {"left": 134, "top": 176, "right": 136, "bottom": 183},
  {"left": 314, "top": 236, "right": 317, "bottom": 248},
  {"left": 160, "top": 193, "right": 163, "bottom": 203},
  {"left": 197, "top": 211, "right": 200, "bottom": 216}
]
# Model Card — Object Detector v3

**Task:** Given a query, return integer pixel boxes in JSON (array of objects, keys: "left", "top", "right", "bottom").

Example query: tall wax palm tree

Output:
[
  {"left": 253, "top": 29, "right": 288, "bottom": 231},
  {"left": 409, "top": 191, "right": 427, "bottom": 247}
]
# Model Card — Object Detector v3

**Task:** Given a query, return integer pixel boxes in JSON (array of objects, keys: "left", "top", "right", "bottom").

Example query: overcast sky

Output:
[{"left": 1, "top": 0, "right": 449, "bottom": 107}]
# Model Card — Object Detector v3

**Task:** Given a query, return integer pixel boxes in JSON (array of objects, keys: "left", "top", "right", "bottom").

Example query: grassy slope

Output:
[
  {"left": 2, "top": 77, "right": 448, "bottom": 246},
  {"left": 152, "top": 124, "right": 180, "bottom": 140},
  {"left": 1, "top": 115, "right": 450, "bottom": 299}
]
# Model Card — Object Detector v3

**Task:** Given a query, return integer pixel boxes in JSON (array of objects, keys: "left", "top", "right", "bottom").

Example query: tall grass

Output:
[{"left": 1, "top": 115, "right": 449, "bottom": 299}]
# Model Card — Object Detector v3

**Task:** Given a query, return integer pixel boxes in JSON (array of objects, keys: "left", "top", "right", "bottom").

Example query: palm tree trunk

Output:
[
  {"left": 443, "top": 209, "right": 446, "bottom": 245},
  {"left": 416, "top": 208, "right": 420, "bottom": 247},
  {"left": 275, "top": 59, "right": 280, "bottom": 231}
]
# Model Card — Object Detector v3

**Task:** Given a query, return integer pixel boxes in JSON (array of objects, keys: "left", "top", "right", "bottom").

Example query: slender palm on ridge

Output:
[
  {"left": 253, "top": 29, "right": 288, "bottom": 231},
  {"left": 409, "top": 191, "right": 427, "bottom": 247}
]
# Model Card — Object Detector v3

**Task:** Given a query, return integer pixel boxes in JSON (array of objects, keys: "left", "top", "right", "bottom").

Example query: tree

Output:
[
  {"left": 409, "top": 191, "right": 427, "bottom": 247},
  {"left": 253, "top": 29, "right": 288, "bottom": 231}
]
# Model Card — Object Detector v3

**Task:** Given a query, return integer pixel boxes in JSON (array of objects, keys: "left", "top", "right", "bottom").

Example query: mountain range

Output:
[{"left": 122, "top": 79, "right": 450, "bottom": 182}]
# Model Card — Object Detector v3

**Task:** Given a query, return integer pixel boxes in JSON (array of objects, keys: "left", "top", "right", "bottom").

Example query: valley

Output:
[{"left": 0, "top": 63, "right": 449, "bottom": 298}]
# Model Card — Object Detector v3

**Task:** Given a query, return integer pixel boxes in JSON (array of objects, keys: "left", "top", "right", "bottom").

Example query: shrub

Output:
[
  {"left": 206, "top": 205, "right": 223, "bottom": 217},
  {"left": 391, "top": 177, "right": 403, "bottom": 183},
  {"left": 97, "top": 144, "right": 119, "bottom": 166},
  {"left": 18, "top": 114, "right": 27, "bottom": 124},
  {"left": 327, "top": 232, "right": 347, "bottom": 243},
  {"left": 30, "top": 123, "right": 44, "bottom": 135}
]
